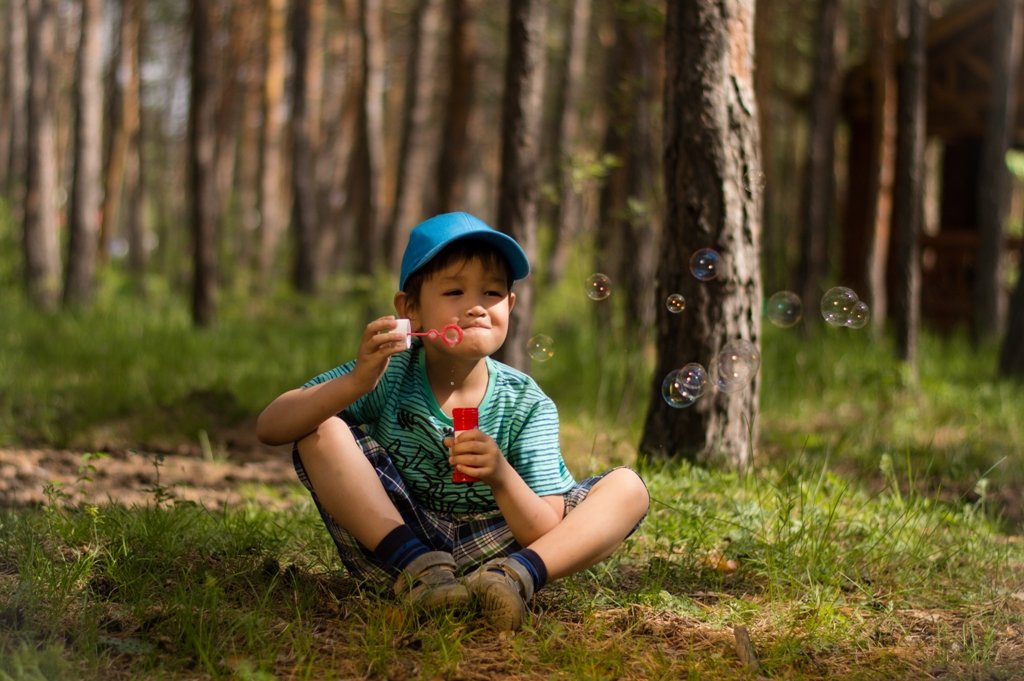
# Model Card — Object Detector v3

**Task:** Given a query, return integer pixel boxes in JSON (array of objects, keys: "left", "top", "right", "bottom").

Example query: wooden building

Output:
[{"left": 841, "top": 0, "right": 1023, "bottom": 332}]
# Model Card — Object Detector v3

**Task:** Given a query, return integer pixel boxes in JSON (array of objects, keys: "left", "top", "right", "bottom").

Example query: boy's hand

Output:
[
  {"left": 446, "top": 429, "right": 509, "bottom": 485},
  {"left": 350, "top": 316, "right": 408, "bottom": 393}
]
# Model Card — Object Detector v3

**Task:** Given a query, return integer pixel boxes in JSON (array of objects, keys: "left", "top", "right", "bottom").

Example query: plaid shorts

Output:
[{"left": 293, "top": 423, "right": 635, "bottom": 588}]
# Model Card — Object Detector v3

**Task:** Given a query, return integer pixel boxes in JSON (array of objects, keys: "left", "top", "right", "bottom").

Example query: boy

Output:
[{"left": 257, "top": 212, "right": 649, "bottom": 630}]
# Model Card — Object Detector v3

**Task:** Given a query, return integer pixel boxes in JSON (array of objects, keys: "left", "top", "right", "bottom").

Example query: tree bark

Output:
[
  {"left": 891, "top": 0, "right": 927, "bottom": 368},
  {"left": 494, "top": 0, "right": 547, "bottom": 371},
  {"left": 639, "top": 0, "right": 762, "bottom": 469},
  {"left": 999, "top": 234, "right": 1024, "bottom": 377},
  {"left": 64, "top": 0, "right": 104, "bottom": 307},
  {"left": 544, "top": 0, "right": 593, "bottom": 286},
  {"left": 23, "top": 0, "right": 61, "bottom": 311},
  {"left": 863, "top": 0, "right": 898, "bottom": 335},
  {"left": 435, "top": 0, "right": 476, "bottom": 214},
  {"left": 387, "top": 0, "right": 444, "bottom": 269},
  {"left": 3, "top": 0, "right": 28, "bottom": 210},
  {"left": 797, "top": 0, "right": 843, "bottom": 322},
  {"left": 974, "top": 0, "right": 1024, "bottom": 343},
  {"left": 189, "top": 0, "right": 219, "bottom": 326},
  {"left": 258, "top": 0, "right": 288, "bottom": 286},
  {"left": 122, "top": 0, "right": 144, "bottom": 283},
  {"left": 290, "top": 0, "right": 325, "bottom": 294}
]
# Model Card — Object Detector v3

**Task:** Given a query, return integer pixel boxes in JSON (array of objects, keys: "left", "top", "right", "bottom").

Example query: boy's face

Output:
[{"left": 397, "top": 256, "right": 516, "bottom": 359}]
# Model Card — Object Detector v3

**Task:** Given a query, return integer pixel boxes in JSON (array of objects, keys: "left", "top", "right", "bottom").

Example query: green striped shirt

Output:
[{"left": 303, "top": 343, "right": 575, "bottom": 514}]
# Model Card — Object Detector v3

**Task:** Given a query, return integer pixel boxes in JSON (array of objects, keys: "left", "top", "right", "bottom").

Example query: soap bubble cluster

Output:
[
  {"left": 821, "top": 287, "right": 870, "bottom": 328},
  {"left": 710, "top": 339, "right": 761, "bottom": 394},
  {"left": 662, "top": 363, "right": 708, "bottom": 408}
]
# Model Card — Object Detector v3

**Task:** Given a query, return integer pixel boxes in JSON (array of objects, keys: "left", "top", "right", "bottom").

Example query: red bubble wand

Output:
[{"left": 404, "top": 322, "right": 464, "bottom": 348}]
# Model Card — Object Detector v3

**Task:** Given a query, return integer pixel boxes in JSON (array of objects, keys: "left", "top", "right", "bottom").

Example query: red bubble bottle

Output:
[{"left": 451, "top": 407, "right": 480, "bottom": 483}]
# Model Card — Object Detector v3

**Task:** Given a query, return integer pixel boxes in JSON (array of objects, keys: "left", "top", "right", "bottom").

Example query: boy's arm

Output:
[
  {"left": 256, "top": 372, "right": 371, "bottom": 445},
  {"left": 449, "top": 433, "right": 564, "bottom": 545},
  {"left": 256, "top": 316, "right": 407, "bottom": 446},
  {"left": 489, "top": 466, "right": 565, "bottom": 546}
]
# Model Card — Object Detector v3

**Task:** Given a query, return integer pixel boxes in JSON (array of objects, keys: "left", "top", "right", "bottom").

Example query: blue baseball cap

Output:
[{"left": 399, "top": 212, "right": 530, "bottom": 290}]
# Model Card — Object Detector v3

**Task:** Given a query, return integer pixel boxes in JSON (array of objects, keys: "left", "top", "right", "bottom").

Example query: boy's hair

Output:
[{"left": 401, "top": 238, "right": 514, "bottom": 306}]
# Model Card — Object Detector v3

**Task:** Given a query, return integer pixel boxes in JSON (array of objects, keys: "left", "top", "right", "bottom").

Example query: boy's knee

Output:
[{"left": 601, "top": 468, "right": 650, "bottom": 514}]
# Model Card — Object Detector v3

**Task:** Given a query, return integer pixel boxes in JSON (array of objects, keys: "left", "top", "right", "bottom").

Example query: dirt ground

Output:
[{"left": 0, "top": 425, "right": 299, "bottom": 509}]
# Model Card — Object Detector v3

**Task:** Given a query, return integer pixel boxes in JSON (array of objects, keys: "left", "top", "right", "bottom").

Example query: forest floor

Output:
[{"left": 0, "top": 420, "right": 298, "bottom": 509}]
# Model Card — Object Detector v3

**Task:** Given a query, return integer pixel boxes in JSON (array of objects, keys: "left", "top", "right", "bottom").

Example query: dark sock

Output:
[
  {"left": 373, "top": 525, "right": 431, "bottom": 572},
  {"left": 508, "top": 548, "right": 548, "bottom": 592}
]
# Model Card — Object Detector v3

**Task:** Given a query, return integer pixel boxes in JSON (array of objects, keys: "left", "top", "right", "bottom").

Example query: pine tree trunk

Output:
[
  {"left": 3, "top": 0, "right": 28, "bottom": 210},
  {"left": 495, "top": 0, "right": 547, "bottom": 372},
  {"left": 797, "top": 0, "right": 843, "bottom": 321},
  {"left": 23, "top": 0, "right": 61, "bottom": 311},
  {"left": 64, "top": 0, "right": 104, "bottom": 307},
  {"left": 891, "top": 0, "right": 927, "bottom": 368},
  {"left": 122, "top": 0, "right": 144, "bottom": 284},
  {"left": 290, "top": 0, "right": 325, "bottom": 294},
  {"left": 435, "top": 0, "right": 476, "bottom": 214},
  {"left": 545, "top": 0, "right": 592, "bottom": 286},
  {"left": 863, "top": 0, "right": 898, "bottom": 335},
  {"left": 639, "top": 0, "right": 762, "bottom": 469},
  {"left": 974, "top": 0, "right": 1024, "bottom": 343},
  {"left": 259, "top": 0, "right": 288, "bottom": 285},
  {"left": 189, "top": 0, "right": 219, "bottom": 326},
  {"left": 387, "top": 0, "right": 444, "bottom": 269},
  {"left": 999, "top": 235, "right": 1024, "bottom": 377}
]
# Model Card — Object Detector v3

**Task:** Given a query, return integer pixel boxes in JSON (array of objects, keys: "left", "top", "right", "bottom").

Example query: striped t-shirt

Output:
[{"left": 303, "top": 343, "right": 576, "bottom": 514}]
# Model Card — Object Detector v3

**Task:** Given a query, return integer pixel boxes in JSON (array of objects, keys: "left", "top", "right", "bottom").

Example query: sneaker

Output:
[
  {"left": 393, "top": 551, "right": 471, "bottom": 611},
  {"left": 464, "top": 557, "right": 534, "bottom": 631}
]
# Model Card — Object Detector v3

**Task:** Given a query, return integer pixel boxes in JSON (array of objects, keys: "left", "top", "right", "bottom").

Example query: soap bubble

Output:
[
  {"left": 662, "top": 363, "right": 708, "bottom": 408},
  {"left": 666, "top": 293, "right": 686, "bottom": 314},
  {"left": 820, "top": 286, "right": 859, "bottom": 327},
  {"left": 766, "top": 290, "right": 802, "bottom": 328},
  {"left": 711, "top": 339, "right": 760, "bottom": 394},
  {"left": 744, "top": 169, "right": 766, "bottom": 194},
  {"left": 845, "top": 301, "right": 870, "bottom": 328},
  {"left": 689, "top": 248, "right": 721, "bottom": 281},
  {"left": 526, "top": 334, "right": 555, "bottom": 362},
  {"left": 585, "top": 273, "right": 612, "bottom": 301}
]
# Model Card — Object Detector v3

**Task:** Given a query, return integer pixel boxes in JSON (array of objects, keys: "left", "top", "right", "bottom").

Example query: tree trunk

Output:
[
  {"left": 23, "top": 0, "right": 61, "bottom": 311},
  {"left": 64, "top": 0, "right": 104, "bottom": 307},
  {"left": 434, "top": 0, "right": 476, "bottom": 214},
  {"left": 544, "top": 0, "right": 593, "bottom": 286},
  {"left": 797, "top": 0, "right": 843, "bottom": 322},
  {"left": 122, "top": 0, "right": 144, "bottom": 283},
  {"left": 3, "top": 0, "right": 28, "bottom": 211},
  {"left": 494, "top": 0, "right": 547, "bottom": 372},
  {"left": 891, "top": 0, "right": 927, "bottom": 368},
  {"left": 189, "top": 0, "right": 219, "bottom": 326},
  {"left": 639, "top": 0, "right": 762, "bottom": 469},
  {"left": 99, "top": 0, "right": 126, "bottom": 267},
  {"left": 863, "top": 0, "right": 898, "bottom": 335},
  {"left": 387, "top": 0, "right": 444, "bottom": 269},
  {"left": 290, "top": 0, "right": 325, "bottom": 294},
  {"left": 974, "top": 0, "right": 1024, "bottom": 343},
  {"left": 999, "top": 234, "right": 1024, "bottom": 377},
  {"left": 597, "top": 3, "right": 660, "bottom": 337},
  {"left": 258, "top": 0, "right": 288, "bottom": 286}
]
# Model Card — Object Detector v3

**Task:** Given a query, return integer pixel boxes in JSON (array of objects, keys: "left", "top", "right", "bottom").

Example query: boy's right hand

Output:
[{"left": 350, "top": 316, "right": 408, "bottom": 393}]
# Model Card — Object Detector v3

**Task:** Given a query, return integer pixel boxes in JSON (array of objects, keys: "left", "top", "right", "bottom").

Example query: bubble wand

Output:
[{"left": 394, "top": 319, "right": 463, "bottom": 348}]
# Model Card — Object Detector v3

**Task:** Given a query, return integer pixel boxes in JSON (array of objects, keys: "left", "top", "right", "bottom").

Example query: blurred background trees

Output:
[{"left": 3, "top": 0, "right": 1024, "bottom": 465}]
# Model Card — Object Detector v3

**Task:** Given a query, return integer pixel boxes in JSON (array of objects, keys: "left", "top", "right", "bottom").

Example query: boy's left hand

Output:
[{"left": 446, "top": 429, "right": 508, "bottom": 485}]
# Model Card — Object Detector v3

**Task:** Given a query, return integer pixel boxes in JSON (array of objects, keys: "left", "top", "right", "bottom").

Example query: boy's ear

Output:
[
  {"left": 394, "top": 291, "right": 414, "bottom": 320},
  {"left": 508, "top": 290, "right": 516, "bottom": 313}
]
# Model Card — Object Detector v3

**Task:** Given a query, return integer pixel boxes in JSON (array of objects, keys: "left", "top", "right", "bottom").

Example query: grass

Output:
[{"left": 2, "top": 258, "right": 1024, "bottom": 677}]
